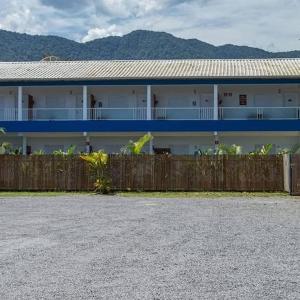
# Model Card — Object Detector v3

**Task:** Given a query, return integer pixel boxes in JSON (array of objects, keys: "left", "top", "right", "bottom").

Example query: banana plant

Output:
[
  {"left": 0, "top": 128, "right": 7, "bottom": 154},
  {"left": 80, "top": 150, "right": 111, "bottom": 194},
  {"left": 216, "top": 144, "right": 242, "bottom": 155},
  {"left": 53, "top": 145, "right": 76, "bottom": 156},
  {"left": 249, "top": 144, "right": 273, "bottom": 155},
  {"left": 32, "top": 149, "right": 45, "bottom": 155},
  {"left": 121, "top": 133, "right": 153, "bottom": 155}
]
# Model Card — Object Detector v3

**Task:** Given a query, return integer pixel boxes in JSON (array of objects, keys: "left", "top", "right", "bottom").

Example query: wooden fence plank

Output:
[{"left": 0, "top": 155, "right": 284, "bottom": 192}]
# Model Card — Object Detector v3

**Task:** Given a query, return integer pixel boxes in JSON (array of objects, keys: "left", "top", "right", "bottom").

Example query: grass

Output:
[
  {"left": 0, "top": 191, "right": 290, "bottom": 198},
  {"left": 0, "top": 191, "right": 90, "bottom": 197},
  {"left": 117, "top": 191, "right": 290, "bottom": 198}
]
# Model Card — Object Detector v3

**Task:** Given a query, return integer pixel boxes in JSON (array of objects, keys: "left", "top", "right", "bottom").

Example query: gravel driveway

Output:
[{"left": 0, "top": 195, "right": 299, "bottom": 300}]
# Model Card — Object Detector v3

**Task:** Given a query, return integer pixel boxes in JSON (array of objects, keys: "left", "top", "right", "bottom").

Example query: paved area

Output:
[{"left": 0, "top": 195, "right": 299, "bottom": 300}]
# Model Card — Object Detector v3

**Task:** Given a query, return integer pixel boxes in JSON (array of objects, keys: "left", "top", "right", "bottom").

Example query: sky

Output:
[{"left": 0, "top": 0, "right": 299, "bottom": 52}]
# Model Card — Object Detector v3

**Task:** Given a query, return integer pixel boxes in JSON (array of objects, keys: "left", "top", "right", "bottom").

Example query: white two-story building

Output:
[{"left": 0, "top": 59, "right": 300, "bottom": 154}]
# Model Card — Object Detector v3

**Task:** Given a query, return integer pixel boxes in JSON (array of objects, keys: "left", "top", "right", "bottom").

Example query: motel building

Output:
[{"left": 0, "top": 59, "right": 300, "bottom": 155}]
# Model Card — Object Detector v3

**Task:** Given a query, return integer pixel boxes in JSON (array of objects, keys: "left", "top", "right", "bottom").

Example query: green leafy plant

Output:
[
  {"left": 194, "top": 148, "right": 214, "bottom": 156},
  {"left": 217, "top": 144, "right": 242, "bottom": 155},
  {"left": 80, "top": 150, "right": 111, "bottom": 194},
  {"left": 53, "top": 145, "right": 76, "bottom": 156},
  {"left": 249, "top": 144, "right": 273, "bottom": 155},
  {"left": 121, "top": 133, "right": 153, "bottom": 155},
  {"left": 0, "top": 129, "right": 14, "bottom": 155},
  {"left": 32, "top": 149, "right": 45, "bottom": 155}
]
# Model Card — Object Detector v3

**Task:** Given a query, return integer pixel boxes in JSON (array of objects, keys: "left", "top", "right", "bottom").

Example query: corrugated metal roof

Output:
[{"left": 0, "top": 59, "right": 299, "bottom": 81}]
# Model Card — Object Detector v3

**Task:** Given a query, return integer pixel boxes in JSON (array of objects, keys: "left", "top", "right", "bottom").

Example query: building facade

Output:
[{"left": 0, "top": 59, "right": 300, "bottom": 154}]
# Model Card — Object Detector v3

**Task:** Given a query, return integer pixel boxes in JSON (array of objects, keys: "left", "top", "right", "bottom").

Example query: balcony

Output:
[
  {"left": 219, "top": 107, "right": 300, "bottom": 120},
  {"left": 0, "top": 107, "right": 300, "bottom": 121},
  {"left": 152, "top": 108, "right": 214, "bottom": 120}
]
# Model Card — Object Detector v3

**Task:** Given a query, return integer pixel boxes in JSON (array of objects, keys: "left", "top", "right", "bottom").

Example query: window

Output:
[{"left": 239, "top": 95, "right": 247, "bottom": 106}]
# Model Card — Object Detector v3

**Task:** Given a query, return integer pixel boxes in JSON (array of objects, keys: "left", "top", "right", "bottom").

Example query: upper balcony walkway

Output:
[{"left": 1, "top": 107, "right": 300, "bottom": 121}]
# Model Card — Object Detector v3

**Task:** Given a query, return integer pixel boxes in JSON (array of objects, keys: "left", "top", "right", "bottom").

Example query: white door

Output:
[
  {"left": 200, "top": 94, "right": 213, "bottom": 107},
  {"left": 45, "top": 95, "right": 66, "bottom": 120},
  {"left": 136, "top": 94, "right": 146, "bottom": 119}
]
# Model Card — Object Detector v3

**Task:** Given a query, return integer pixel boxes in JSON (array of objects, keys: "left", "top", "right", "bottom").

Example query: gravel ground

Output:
[{"left": 0, "top": 195, "right": 299, "bottom": 300}]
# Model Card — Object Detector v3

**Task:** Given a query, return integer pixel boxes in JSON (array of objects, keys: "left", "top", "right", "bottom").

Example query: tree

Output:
[
  {"left": 80, "top": 150, "right": 111, "bottom": 194},
  {"left": 121, "top": 133, "right": 153, "bottom": 155}
]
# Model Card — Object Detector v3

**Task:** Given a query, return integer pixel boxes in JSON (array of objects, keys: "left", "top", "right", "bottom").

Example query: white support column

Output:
[
  {"left": 22, "top": 135, "right": 27, "bottom": 155},
  {"left": 146, "top": 85, "right": 152, "bottom": 120},
  {"left": 213, "top": 84, "right": 218, "bottom": 120},
  {"left": 213, "top": 85, "right": 219, "bottom": 153},
  {"left": 214, "top": 131, "right": 219, "bottom": 153},
  {"left": 17, "top": 86, "right": 23, "bottom": 121},
  {"left": 83, "top": 85, "right": 88, "bottom": 120},
  {"left": 148, "top": 131, "right": 153, "bottom": 154}
]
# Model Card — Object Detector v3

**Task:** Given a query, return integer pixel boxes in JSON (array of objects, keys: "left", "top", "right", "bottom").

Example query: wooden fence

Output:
[{"left": 0, "top": 155, "right": 284, "bottom": 192}]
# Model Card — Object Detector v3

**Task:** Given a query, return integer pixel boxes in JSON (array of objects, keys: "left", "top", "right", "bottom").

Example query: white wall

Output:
[{"left": 1, "top": 133, "right": 300, "bottom": 155}]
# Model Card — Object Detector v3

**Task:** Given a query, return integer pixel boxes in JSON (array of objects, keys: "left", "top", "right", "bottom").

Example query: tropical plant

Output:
[
  {"left": 32, "top": 149, "right": 45, "bottom": 155},
  {"left": 120, "top": 133, "right": 153, "bottom": 155},
  {"left": 194, "top": 148, "right": 214, "bottom": 156},
  {"left": 0, "top": 142, "right": 11, "bottom": 154},
  {"left": 249, "top": 144, "right": 273, "bottom": 155},
  {"left": 0, "top": 128, "right": 8, "bottom": 154},
  {"left": 53, "top": 145, "right": 76, "bottom": 156},
  {"left": 80, "top": 150, "right": 111, "bottom": 194},
  {"left": 216, "top": 144, "right": 242, "bottom": 155}
]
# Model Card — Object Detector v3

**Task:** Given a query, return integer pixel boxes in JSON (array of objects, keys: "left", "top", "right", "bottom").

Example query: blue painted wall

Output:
[
  {"left": 0, "top": 78, "right": 299, "bottom": 87},
  {"left": 1, "top": 120, "right": 300, "bottom": 132}
]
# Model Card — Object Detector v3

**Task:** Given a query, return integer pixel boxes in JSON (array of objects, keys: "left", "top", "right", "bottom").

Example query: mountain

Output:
[{"left": 0, "top": 29, "right": 299, "bottom": 61}]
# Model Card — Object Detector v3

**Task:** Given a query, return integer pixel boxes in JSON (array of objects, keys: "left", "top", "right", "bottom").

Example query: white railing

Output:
[
  {"left": 0, "top": 108, "right": 18, "bottom": 121},
  {"left": 22, "top": 108, "right": 83, "bottom": 120},
  {"left": 1, "top": 106, "right": 300, "bottom": 121},
  {"left": 219, "top": 107, "right": 300, "bottom": 120},
  {"left": 87, "top": 108, "right": 147, "bottom": 120},
  {"left": 152, "top": 107, "right": 214, "bottom": 120}
]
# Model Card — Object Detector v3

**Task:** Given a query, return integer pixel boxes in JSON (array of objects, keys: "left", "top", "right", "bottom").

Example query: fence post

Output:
[{"left": 283, "top": 154, "right": 291, "bottom": 193}]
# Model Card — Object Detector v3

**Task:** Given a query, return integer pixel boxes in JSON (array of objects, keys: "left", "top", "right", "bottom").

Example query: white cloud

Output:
[
  {"left": 82, "top": 25, "right": 122, "bottom": 42},
  {"left": 0, "top": 0, "right": 299, "bottom": 51},
  {"left": 97, "top": 0, "right": 169, "bottom": 18}
]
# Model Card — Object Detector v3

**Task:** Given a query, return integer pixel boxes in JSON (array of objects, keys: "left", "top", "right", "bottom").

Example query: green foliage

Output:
[
  {"left": 0, "top": 29, "right": 299, "bottom": 61},
  {"left": 195, "top": 144, "right": 242, "bottom": 156},
  {"left": 32, "top": 149, "right": 45, "bottom": 155},
  {"left": 194, "top": 148, "right": 214, "bottom": 156},
  {"left": 53, "top": 145, "right": 76, "bottom": 156},
  {"left": 216, "top": 144, "right": 242, "bottom": 155},
  {"left": 249, "top": 144, "right": 273, "bottom": 155},
  {"left": 80, "top": 150, "right": 111, "bottom": 194},
  {"left": 121, "top": 133, "right": 153, "bottom": 155}
]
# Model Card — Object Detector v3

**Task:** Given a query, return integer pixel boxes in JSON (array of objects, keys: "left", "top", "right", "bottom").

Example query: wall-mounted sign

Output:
[{"left": 239, "top": 94, "right": 247, "bottom": 106}]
